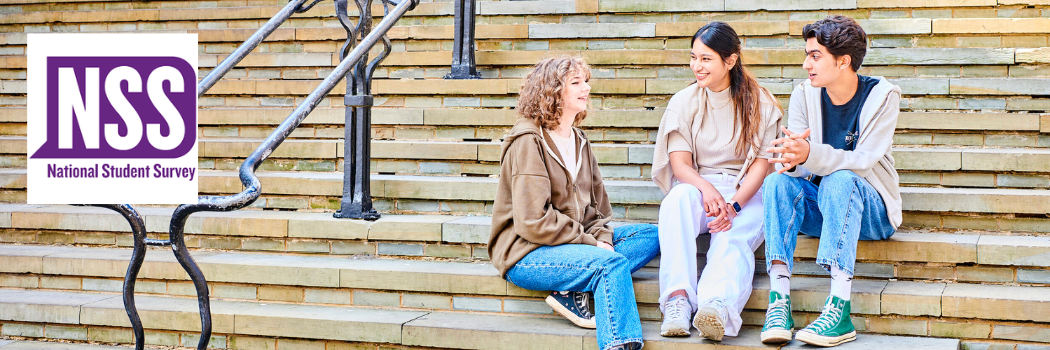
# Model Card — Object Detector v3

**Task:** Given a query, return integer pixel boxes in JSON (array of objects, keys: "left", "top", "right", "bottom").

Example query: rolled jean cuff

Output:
[
  {"left": 815, "top": 258, "right": 854, "bottom": 277},
  {"left": 765, "top": 254, "right": 793, "bottom": 274},
  {"left": 605, "top": 338, "right": 643, "bottom": 350}
]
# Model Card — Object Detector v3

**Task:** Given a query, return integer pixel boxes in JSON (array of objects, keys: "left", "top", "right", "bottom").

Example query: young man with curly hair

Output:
[{"left": 759, "top": 16, "right": 903, "bottom": 347}]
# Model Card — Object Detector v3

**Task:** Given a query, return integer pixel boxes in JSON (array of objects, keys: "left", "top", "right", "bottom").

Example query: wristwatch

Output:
[{"left": 727, "top": 201, "right": 742, "bottom": 213}]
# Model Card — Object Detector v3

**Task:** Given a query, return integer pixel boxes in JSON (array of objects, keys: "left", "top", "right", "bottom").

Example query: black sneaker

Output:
[
  {"left": 545, "top": 291, "right": 596, "bottom": 329},
  {"left": 609, "top": 341, "right": 642, "bottom": 350}
]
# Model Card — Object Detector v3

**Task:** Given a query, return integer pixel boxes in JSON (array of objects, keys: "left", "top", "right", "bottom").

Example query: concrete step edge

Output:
[
  {"left": 0, "top": 288, "right": 963, "bottom": 350},
  {"left": 2, "top": 242, "right": 1049, "bottom": 324}
]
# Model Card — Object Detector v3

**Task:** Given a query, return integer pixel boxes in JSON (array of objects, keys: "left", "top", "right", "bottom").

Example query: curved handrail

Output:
[
  {"left": 89, "top": 0, "right": 422, "bottom": 349},
  {"left": 170, "top": 2, "right": 418, "bottom": 346},
  {"left": 175, "top": 0, "right": 418, "bottom": 225},
  {"left": 89, "top": 204, "right": 148, "bottom": 350}
]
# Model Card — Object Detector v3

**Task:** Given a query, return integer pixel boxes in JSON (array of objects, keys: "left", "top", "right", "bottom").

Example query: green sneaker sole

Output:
[
  {"left": 795, "top": 329, "right": 857, "bottom": 347},
  {"left": 760, "top": 328, "right": 793, "bottom": 344}
]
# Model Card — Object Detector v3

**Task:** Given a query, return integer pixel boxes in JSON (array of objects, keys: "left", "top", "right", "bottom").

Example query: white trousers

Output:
[{"left": 657, "top": 174, "right": 764, "bottom": 337}]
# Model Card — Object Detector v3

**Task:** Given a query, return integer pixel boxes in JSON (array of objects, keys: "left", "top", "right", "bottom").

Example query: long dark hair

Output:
[{"left": 693, "top": 21, "right": 775, "bottom": 157}]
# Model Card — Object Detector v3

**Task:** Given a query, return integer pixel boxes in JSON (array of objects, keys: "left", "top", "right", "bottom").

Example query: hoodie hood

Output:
[{"left": 501, "top": 118, "right": 544, "bottom": 161}]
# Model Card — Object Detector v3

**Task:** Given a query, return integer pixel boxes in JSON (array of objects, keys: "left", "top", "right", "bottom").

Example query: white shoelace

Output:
[
  {"left": 808, "top": 299, "right": 843, "bottom": 332},
  {"left": 665, "top": 296, "right": 690, "bottom": 321},
  {"left": 574, "top": 292, "right": 593, "bottom": 318},
  {"left": 708, "top": 299, "right": 730, "bottom": 323},
  {"left": 765, "top": 298, "right": 791, "bottom": 326}
]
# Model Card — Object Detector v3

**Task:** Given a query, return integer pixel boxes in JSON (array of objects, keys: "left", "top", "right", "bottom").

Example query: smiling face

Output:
[
  {"left": 559, "top": 70, "right": 590, "bottom": 120},
  {"left": 690, "top": 39, "right": 735, "bottom": 92},
  {"left": 803, "top": 37, "right": 850, "bottom": 88}
]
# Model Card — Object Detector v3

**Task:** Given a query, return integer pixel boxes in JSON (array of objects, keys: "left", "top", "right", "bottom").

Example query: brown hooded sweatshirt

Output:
[{"left": 488, "top": 118, "right": 615, "bottom": 278}]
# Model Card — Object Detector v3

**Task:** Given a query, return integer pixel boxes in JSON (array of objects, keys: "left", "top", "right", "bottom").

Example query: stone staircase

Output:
[{"left": 2, "top": 0, "right": 1050, "bottom": 349}]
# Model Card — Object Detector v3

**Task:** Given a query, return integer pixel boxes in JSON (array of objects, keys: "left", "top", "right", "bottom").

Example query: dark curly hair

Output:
[{"left": 802, "top": 15, "right": 868, "bottom": 72}]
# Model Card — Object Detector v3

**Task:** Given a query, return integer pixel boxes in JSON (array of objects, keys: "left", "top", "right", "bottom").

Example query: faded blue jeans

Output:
[
  {"left": 506, "top": 223, "right": 659, "bottom": 350},
  {"left": 762, "top": 170, "right": 895, "bottom": 276}
]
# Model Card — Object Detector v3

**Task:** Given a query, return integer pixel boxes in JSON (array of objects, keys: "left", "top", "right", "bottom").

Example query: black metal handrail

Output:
[
  {"left": 445, "top": 0, "right": 480, "bottom": 79},
  {"left": 333, "top": 0, "right": 393, "bottom": 220},
  {"left": 93, "top": 0, "right": 422, "bottom": 349},
  {"left": 197, "top": 0, "right": 311, "bottom": 97}
]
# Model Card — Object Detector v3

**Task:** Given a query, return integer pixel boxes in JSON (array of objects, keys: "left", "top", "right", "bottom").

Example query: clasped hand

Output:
[
  {"left": 698, "top": 185, "right": 736, "bottom": 233},
  {"left": 767, "top": 126, "right": 811, "bottom": 174}
]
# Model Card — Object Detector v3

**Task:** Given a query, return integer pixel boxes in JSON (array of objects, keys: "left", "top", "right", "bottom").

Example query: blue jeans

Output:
[
  {"left": 762, "top": 170, "right": 895, "bottom": 276},
  {"left": 506, "top": 224, "right": 659, "bottom": 350}
]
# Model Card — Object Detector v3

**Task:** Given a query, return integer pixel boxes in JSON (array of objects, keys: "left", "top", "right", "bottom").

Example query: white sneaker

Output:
[
  {"left": 693, "top": 298, "right": 730, "bottom": 341},
  {"left": 660, "top": 295, "right": 692, "bottom": 337}
]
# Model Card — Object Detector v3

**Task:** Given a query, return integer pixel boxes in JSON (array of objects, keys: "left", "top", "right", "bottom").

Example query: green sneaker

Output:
[
  {"left": 795, "top": 295, "right": 857, "bottom": 347},
  {"left": 760, "top": 291, "right": 794, "bottom": 344}
]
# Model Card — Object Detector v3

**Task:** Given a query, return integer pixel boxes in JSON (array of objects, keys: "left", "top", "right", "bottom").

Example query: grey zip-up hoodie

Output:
[{"left": 782, "top": 77, "right": 903, "bottom": 228}]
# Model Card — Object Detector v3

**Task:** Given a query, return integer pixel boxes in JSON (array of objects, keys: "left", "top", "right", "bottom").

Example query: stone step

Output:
[
  {"left": 12, "top": 136, "right": 1050, "bottom": 180},
  {"left": 5, "top": 0, "right": 281, "bottom": 8},
  {"left": 1, "top": 3, "right": 1046, "bottom": 40},
  {"left": 201, "top": 140, "right": 1050, "bottom": 174},
  {"left": 2, "top": 243, "right": 1045, "bottom": 336},
  {"left": 3, "top": 50, "right": 1048, "bottom": 86},
  {"left": 1, "top": 41, "right": 1042, "bottom": 68},
  {"left": 4, "top": 109, "right": 1050, "bottom": 148},
  {"left": 2, "top": 169, "right": 1050, "bottom": 221},
  {"left": 0, "top": 2, "right": 451, "bottom": 24},
  {"left": 194, "top": 109, "right": 1048, "bottom": 134},
  {"left": 0, "top": 340, "right": 128, "bottom": 350},
  {"left": 4, "top": 74, "right": 1050, "bottom": 97},
  {"left": 0, "top": 288, "right": 962, "bottom": 350},
  {"left": 227, "top": 46, "right": 1026, "bottom": 71},
  {"left": 0, "top": 243, "right": 1035, "bottom": 347},
  {"left": 1, "top": 5, "right": 1048, "bottom": 46},
  {"left": 5, "top": 107, "right": 1046, "bottom": 135},
  {"left": 7, "top": 139, "right": 1050, "bottom": 187},
  {"left": 2, "top": 81, "right": 1048, "bottom": 113},
  {"left": 1, "top": 204, "right": 1048, "bottom": 283},
  {"left": 180, "top": 46, "right": 1029, "bottom": 68}
]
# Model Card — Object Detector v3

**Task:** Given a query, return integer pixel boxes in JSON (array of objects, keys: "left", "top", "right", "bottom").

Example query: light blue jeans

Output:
[
  {"left": 762, "top": 170, "right": 895, "bottom": 276},
  {"left": 506, "top": 223, "right": 659, "bottom": 350}
]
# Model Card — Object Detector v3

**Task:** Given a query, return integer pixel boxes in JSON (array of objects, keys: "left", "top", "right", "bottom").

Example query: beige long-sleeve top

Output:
[{"left": 652, "top": 84, "right": 782, "bottom": 194}]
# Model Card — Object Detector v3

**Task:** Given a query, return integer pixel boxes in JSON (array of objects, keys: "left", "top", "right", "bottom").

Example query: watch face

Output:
[{"left": 732, "top": 202, "right": 742, "bottom": 212}]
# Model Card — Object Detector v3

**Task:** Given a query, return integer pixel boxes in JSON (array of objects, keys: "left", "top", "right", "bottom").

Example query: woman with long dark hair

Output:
[{"left": 651, "top": 21, "right": 782, "bottom": 341}]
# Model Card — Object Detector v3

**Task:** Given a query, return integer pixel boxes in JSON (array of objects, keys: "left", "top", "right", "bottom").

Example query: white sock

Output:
[
  {"left": 769, "top": 264, "right": 791, "bottom": 296},
  {"left": 830, "top": 266, "right": 853, "bottom": 301}
]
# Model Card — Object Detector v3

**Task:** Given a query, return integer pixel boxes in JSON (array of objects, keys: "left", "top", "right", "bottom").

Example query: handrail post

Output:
[
  {"left": 445, "top": 0, "right": 480, "bottom": 79},
  {"left": 333, "top": 0, "right": 391, "bottom": 220}
]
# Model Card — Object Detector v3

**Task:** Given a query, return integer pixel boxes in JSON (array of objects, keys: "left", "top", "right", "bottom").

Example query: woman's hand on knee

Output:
[
  {"left": 697, "top": 184, "right": 726, "bottom": 218},
  {"left": 708, "top": 210, "right": 732, "bottom": 233},
  {"left": 597, "top": 241, "right": 614, "bottom": 252}
]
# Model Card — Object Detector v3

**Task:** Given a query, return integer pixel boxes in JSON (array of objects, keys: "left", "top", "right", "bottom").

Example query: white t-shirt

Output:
[{"left": 548, "top": 129, "right": 578, "bottom": 182}]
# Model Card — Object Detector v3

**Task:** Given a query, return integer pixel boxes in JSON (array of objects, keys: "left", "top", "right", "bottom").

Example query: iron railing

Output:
[
  {"left": 95, "top": 0, "right": 422, "bottom": 349},
  {"left": 333, "top": 0, "right": 390, "bottom": 220},
  {"left": 445, "top": 0, "right": 480, "bottom": 79}
]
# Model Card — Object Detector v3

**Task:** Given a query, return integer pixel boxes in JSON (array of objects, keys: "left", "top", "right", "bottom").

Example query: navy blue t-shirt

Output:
[{"left": 820, "top": 75, "right": 879, "bottom": 151}]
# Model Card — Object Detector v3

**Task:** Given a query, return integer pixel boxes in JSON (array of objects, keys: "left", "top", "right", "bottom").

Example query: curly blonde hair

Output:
[{"left": 517, "top": 56, "right": 592, "bottom": 130}]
